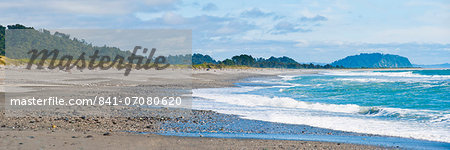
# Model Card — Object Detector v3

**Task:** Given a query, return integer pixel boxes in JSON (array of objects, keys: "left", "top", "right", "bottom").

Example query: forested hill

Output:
[
  {"left": 331, "top": 53, "right": 413, "bottom": 68},
  {"left": 1, "top": 24, "right": 131, "bottom": 59},
  {"left": 0, "top": 24, "right": 192, "bottom": 65}
]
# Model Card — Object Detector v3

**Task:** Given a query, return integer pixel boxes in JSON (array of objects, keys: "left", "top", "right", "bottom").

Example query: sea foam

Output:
[{"left": 193, "top": 85, "right": 450, "bottom": 143}]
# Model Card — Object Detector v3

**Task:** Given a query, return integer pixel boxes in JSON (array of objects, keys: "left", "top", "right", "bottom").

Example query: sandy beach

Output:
[
  {"left": 3, "top": 0, "right": 450, "bottom": 148},
  {"left": 1, "top": 66, "right": 394, "bottom": 149}
]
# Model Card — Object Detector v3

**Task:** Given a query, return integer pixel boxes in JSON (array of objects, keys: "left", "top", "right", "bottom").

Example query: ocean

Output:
[{"left": 192, "top": 69, "right": 450, "bottom": 143}]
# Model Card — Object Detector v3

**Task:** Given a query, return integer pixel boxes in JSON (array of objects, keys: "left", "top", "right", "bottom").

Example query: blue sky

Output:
[{"left": 1, "top": 0, "right": 449, "bottom": 64}]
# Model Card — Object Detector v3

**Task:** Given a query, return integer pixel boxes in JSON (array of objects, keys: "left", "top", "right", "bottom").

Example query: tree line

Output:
[{"left": 193, "top": 53, "right": 343, "bottom": 69}]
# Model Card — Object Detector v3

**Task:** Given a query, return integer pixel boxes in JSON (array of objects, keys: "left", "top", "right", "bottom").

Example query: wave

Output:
[
  {"left": 194, "top": 88, "right": 362, "bottom": 114},
  {"left": 234, "top": 109, "right": 450, "bottom": 143},
  {"left": 278, "top": 75, "right": 297, "bottom": 81},
  {"left": 193, "top": 87, "right": 450, "bottom": 142},
  {"left": 193, "top": 87, "right": 448, "bottom": 122},
  {"left": 251, "top": 76, "right": 309, "bottom": 88}
]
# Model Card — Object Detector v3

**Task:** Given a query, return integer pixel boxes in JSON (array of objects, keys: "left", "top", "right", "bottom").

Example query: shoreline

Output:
[
  {"left": 1, "top": 67, "right": 448, "bottom": 149},
  {"left": 184, "top": 70, "right": 449, "bottom": 149}
]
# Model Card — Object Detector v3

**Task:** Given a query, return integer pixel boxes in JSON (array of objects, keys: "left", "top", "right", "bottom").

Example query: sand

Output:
[
  {"left": 0, "top": 66, "right": 387, "bottom": 149},
  {"left": 1, "top": 130, "right": 383, "bottom": 150}
]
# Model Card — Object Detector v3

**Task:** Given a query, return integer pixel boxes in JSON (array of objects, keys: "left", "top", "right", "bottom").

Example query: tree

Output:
[
  {"left": 192, "top": 53, "right": 217, "bottom": 65},
  {"left": 220, "top": 59, "right": 234, "bottom": 65},
  {"left": 0, "top": 25, "right": 5, "bottom": 56},
  {"left": 232, "top": 54, "right": 255, "bottom": 66},
  {"left": 7, "top": 24, "right": 33, "bottom": 29}
]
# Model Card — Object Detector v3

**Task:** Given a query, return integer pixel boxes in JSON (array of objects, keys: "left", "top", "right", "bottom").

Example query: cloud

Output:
[
  {"left": 240, "top": 8, "right": 274, "bottom": 18},
  {"left": 139, "top": 13, "right": 255, "bottom": 39},
  {"left": 202, "top": 3, "right": 218, "bottom": 11},
  {"left": 271, "top": 21, "right": 311, "bottom": 34},
  {"left": 300, "top": 15, "right": 328, "bottom": 22},
  {"left": 0, "top": 0, "right": 183, "bottom": 28},
  {"left": 269, "top": 14, "right": 328, "bottom": 34},
  {"left": 215, "top": 20, "right": 255, "bottom": 35}
]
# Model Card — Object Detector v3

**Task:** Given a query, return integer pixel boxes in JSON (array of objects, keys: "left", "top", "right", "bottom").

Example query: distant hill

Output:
[
  {"left": 2, "top": 24, "right": 132, "bottom": 59},
  {"left": 413, "top": 63, "right": 450, "bottom": 68},
  {"left": 331, "top": 53, "right": 413, "bottom": 68}
]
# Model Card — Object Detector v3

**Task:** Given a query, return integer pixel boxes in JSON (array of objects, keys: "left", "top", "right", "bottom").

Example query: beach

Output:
[
  {"left": 2, "top": 0, "right": 450, "bottom": 149},
  {"left": 0, "top": 66, "right": 398, "bottom": 149}
]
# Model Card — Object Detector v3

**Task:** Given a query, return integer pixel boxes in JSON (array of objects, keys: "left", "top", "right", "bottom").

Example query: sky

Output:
[{"left": 1, "top": 0, "right": 449, "bottom": 64}]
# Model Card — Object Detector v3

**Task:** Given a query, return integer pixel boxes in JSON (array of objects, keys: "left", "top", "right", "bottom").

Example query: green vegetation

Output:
[
  {"left": 192, "top": 53, "right": 341, "bottom": 69},
  {"left": 192, "top": 53, "right": 217, "bottom": 65},
  {"left": 331, "top": 53, "right": 413, "bottom": 68},
  {"left": 4, "top": 25, "right": 132, "bottom": 60},
  {"left": 0, "top": 25, "right": 5, "bottom": 56},
  {"left": 192, "top": 63, "right": 253, "bottom": 69}
]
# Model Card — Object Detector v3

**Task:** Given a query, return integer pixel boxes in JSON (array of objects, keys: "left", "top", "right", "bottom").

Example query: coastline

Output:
[{"left": 1, "top": 67, "right": 447, "bottom": 149}]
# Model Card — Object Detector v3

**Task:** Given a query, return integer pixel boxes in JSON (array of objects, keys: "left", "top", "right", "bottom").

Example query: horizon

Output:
[{"left": 1, "top": 0, "right": 449, "bottom": 65}]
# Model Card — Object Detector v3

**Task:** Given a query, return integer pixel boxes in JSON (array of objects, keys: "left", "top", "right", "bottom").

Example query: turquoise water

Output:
[
  {"left": 193, "top": 69, "right": 450, "bottom": 143},
  {"left": 279, "top": 71, "right": 449, "bottom": 111}
]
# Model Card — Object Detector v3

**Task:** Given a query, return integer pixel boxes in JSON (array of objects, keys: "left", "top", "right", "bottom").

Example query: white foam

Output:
[
  {"left": 240, "top": 109, "right": 450, "bottom": 143},
  {"left": 193, "top": 88, "right": 362, "bottom": 114},
  {"left": 278, "top": 75, "right": 298, "bottom": 81},
  {"left": 193, "top": 87, "right": 450, "bottom": 143}
]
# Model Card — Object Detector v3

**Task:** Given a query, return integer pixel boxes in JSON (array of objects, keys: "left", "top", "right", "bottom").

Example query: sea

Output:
[{"left": 192, "top": 69, "right": 450, "bottom": 143}]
